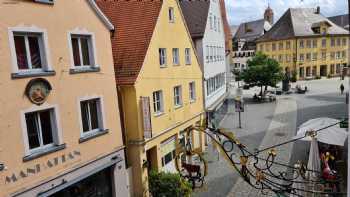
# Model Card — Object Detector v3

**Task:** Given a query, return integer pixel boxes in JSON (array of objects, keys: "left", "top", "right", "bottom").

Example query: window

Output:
[
  {"left": 162, "top": 150, "right": 176, "bottom": 166},
  {"left": 286, "top": 41, "right": 291, "bottom": 49},
  {"left": 210, "top": 46, "right": 213, "bottom": 61},
  {"left": 174, "top": 86, "right": 182, "bottom": 107},
  {"left": 279, "top": 42, "right": 283, "bottom": 50},
  {"left": 218, "top": 19, "right": 221, "bottom": 32},
  {"left": 71, "top": 35, "right": 94, "bottom": 67},
  {"left": 209, "top": 14, "right": 213, "bottom": 29},
  {"left": 159, "top": 48, "right": 167, "bottom": 66},
  {"left": 168, "top": 7, "right": 175, "bottom": 22},
  {"left": 272, "top": 43, "right": 276, "bottom": 51},
  {"left": 25, "top": 109, "right": 56, "bottom": 151},
  {"left": 306, "top": 53, "right": 311, "bottom": 61},
  {"left": 336, "top": 64, "right": 341, "bottom": 74},
  {"left": 172, "top": 48, "right": 179, "bottom": 65},
  {"left": 330, "top": 52, "right": 335, "bottom": 60},
  {"left": 153, "top": 90, "right": 163, "bottom": 114},
  {"left": 322, "top": 39, "right": 327, "bottom": 47},
  {"left": 336, "top": 51, "right": 341, "bottom": 59},
  {"left": 312, "top": 53, "right": 317, "bottom": 61},
  {"left": 336, "top": 38, "right": 341, "bottom": 46},
  {"left": 342, "top": 50, "right": 346, "bottom": 59},
  {"left": 285, "top": 54, "right": 290, "bottom": 62},
  {"left": 13, "top": 33, "right": 46, "bottom": 71},
  {"left": 206, "top": 46, "right": 209, "bottom": 62},
  {"left": 214, "top": 16, "right": 217, "bottom": 31},
  {"left": 330, "top": 64, "right": 335, "bottom": 74},
  {"left": 189, "top": 82, "right": 196, "bottom": 101},
  {"left": 331, "top": 38, "right": 335, "bottom": 47},
  {"left": 299, "top": 40, "right": 304, "bottom": 48},
  {"left": 342, "top": 38, "right": 347, "bottom": 46},
  {"left": 80, "top": 98, "right": 103, "bottom": 133},
  {"left": 299, "top": 54, "right": 304, "bottom": 62},
  {"left": 185, "top": 48, "right": 191, "bottom": 65},
  {"left": 306, "top": 40, "right": 311, "bottom": 48},
  {"left": 312, "top": 40, "right": 317, "bottom": 48}
]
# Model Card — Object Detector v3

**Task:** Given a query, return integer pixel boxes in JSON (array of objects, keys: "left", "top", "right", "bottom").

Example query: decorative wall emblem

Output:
[{"left": 25, "top": 78, "right": 52, "bottom": 105}]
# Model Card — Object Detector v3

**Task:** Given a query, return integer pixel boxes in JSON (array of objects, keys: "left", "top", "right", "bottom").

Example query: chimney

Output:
[{"left": 315, "top": 6, "right": 320, "bottom": 14}]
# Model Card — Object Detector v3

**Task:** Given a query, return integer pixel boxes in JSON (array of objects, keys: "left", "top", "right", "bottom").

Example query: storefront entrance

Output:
[
  {"left": 320, "top": 65, "right": 327, "bottom": 77},
  {"left": 50, "top": 168, "right": 113, "bottom": 197}
]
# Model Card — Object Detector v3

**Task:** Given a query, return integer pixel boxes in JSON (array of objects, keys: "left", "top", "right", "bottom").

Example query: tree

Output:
[
  {"left": 241, "top": 52, "right": 283, "bottom": 98},
  {"left": 149, "top": 170, "right": 192, "bottom": 197}
]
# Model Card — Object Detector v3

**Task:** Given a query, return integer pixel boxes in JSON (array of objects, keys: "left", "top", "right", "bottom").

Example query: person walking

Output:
[{"left": 340, "top": 84, "right": 345, "bottom": 94}]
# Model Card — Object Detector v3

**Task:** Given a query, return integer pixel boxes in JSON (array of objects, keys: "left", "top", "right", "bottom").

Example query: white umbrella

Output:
[
  {"left": 306, "top": 137, "right": 321, "bottom": 181},
  {"left": 295, "top": 118, "right": 348, "bottom": 146}
]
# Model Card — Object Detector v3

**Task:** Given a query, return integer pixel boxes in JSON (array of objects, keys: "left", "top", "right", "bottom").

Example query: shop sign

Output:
[
  {"left": 140, "top": 97, "right": 152, "bottom": 139},
  {"left": 4, "top": 150, "right": 81, "bottom": 184}
]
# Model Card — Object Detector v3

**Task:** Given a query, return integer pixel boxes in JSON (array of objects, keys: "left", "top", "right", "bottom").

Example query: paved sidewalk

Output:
[{"left": 228, "top": 96, "right": 297, "bottom": 197}]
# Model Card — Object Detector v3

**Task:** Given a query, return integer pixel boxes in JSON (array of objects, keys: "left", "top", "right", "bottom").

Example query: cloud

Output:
[{"left": 225, "top": 0, "right": 348, "bottom": 25}]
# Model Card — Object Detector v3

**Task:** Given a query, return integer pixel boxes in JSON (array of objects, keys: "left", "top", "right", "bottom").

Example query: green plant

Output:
[
  {"left": 241, "top": 52, "right": 284, "bottom": 98},
  {"left": 315, "top": 75, "right": 321, "bottom": 79},
  {"left": 149, "top": 170, "right": 192, "bottom": 197},
  {"left": 327, "top": 74, "right": 331, "bottom": 78},
  {"left": 290, "top": 71, "right": 297, "bottom": 82}
]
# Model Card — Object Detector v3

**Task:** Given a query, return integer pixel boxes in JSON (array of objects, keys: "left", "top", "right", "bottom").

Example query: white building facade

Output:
[{"left": 180, "top": 0, "right": 228, "bottom": 126}]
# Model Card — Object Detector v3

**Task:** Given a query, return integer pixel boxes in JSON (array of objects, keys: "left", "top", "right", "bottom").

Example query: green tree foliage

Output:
[
  {"left": 149, "top": 170, "right": 192, "bottom": 197},
  {"left": 241, "top": 52, "right": 284, "bottom": 95}
]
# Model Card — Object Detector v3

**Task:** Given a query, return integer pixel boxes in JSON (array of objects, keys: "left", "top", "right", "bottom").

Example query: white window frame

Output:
[
  {"left": 169, "top": 7, "right": 175, "bottom": 23},
  {"left": 68, "top": 28, "right": 98, "bottom": 69},
  {"left": 8, "top": 26, "right": 52, "bottom": 74},
  {"left": 153, "top": 90, "right": 164, "bottom": 115},
  {"left": 209, "top": 14, "right": 213, "bottom": 29},
  {"left": 174, "top": 85, "right": 182, "bottom": 107},
  {"left": 185, "top": 48, "right": 191, "bottom": 65},
  {"left": 20, "top": 104, "right": 62, "bottom": 156},
  {"left": 159, "top": 48, "right": 167, "bottom": 67},
  {"left": 189, "top": 82, "right": 196, "bottom": 102},
  {"left": 77, "top": 96, "right": 106, "bottom": 138},
  {"left": 172, "top": 48, "right": 179, "bottom": 65}
]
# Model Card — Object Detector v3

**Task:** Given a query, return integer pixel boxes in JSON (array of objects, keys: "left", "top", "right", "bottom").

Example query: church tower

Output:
[{"left": 264, "top": 4, "right": 274, "bottom": 25}]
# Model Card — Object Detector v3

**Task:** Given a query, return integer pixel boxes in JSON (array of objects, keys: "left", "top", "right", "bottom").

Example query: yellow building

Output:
[
  {"left": 257, "top": 7, "right": 349, "bottom": 79},
  {"left": 0, "top": 0, "right": 128, "bottom": 196},
  {"left": 96, "top": 0, "right": 206, "bottom": 196}
]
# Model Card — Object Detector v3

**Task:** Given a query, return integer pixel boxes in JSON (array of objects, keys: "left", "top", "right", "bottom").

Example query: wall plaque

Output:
[{"left": 25, "top": 78, "right": 52, "bottom": 105}]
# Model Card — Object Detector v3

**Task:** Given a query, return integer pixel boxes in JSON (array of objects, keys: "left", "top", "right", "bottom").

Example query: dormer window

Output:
[{"left": 169, "top": 7, "right": 175, "bottom": 23}]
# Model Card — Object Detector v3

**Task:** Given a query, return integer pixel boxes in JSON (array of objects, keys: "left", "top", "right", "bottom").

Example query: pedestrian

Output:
[{"left": 340, "top": 84, "right": 344, "bottom": 94}]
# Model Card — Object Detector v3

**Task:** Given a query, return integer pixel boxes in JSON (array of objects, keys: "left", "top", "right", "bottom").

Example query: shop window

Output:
[
  {"left": 162, "top": 150, "right": 176, "bottom": 166},
  {"left": 80, "top": 98, "right": 104, "bottom": 134}
]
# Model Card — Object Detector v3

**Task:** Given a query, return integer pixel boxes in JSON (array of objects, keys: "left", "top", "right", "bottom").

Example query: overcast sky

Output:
[{"left": 226, "top": 0, "right": 348, "bottom": 26}]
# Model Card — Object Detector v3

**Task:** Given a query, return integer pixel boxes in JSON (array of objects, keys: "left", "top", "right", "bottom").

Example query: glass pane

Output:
[
  {"left": 80, "top": 101, "right": 90, "bottom": 132},
  {"left": 28, "top": 36, "right": 42, "bottom": 69},
  {"left": 14, "top": 35, "right": 29, "bottom": 69},
  {"left": 89, "top": 100, "right": 99, "bottom": 130},
  {"left": 40, "top": 110, "right": 53, "bottom": 145},
  {"left": 25, "top": 112, "right": 40, "bottom": 149},
  {"left": 71, "top": 37, "right": 81, "bottom": 66},
  {"left": 80, "top": 37, "right": 91, "bottom": 66}
]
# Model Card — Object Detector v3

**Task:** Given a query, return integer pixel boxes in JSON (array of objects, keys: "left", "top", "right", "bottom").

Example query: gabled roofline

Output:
[{"left": 88, "top": 0, "right": 115, "bottom": 31}]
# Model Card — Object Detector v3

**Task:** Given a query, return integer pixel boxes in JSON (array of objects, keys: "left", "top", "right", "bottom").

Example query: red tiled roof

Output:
[
  {"left": 95, "top": 0, "right": 163, "bottom": 85},
  {"left": 219, "top": 0, "right": 232, "bottom": 53}
]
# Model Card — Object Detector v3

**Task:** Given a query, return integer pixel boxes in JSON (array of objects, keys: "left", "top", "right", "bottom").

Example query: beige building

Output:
[
  {"left": 257, "top": 7, "right": 349, "bottom": 79},
  {"left": 0, "top": 0, "right": 128, "bottom": 196}
]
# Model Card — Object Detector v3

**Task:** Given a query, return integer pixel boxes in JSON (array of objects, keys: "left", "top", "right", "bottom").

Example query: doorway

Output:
[{"left": 320, "top": 65, "right": 327, "bottom": 77}]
